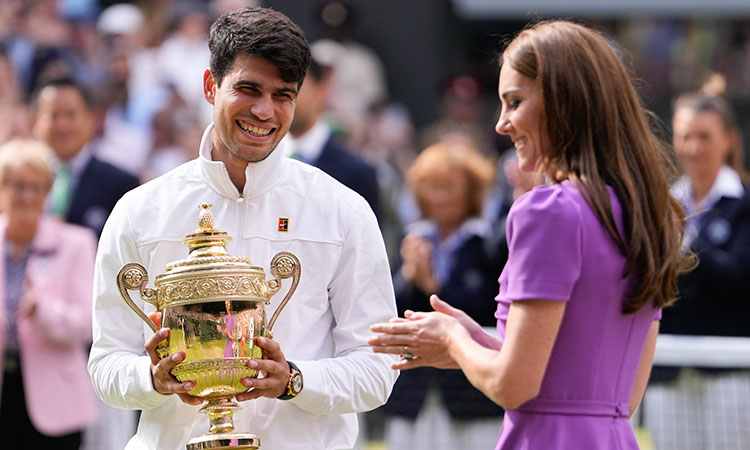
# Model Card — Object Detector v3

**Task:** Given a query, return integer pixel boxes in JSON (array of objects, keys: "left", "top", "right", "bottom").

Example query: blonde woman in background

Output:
[
  {"left": 0, "top": 139, "right": 98, "bottom": 449},
  {"left": 383, "top": 142, "right": 507, "bottom": 450}
]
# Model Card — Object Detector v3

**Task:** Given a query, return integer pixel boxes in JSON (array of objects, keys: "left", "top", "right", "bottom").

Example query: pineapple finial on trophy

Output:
[
  {"left": 182, "top": 203, "right": 230, "bottom": 258},
  {"left": 198, "top": 203, "right": 215, "bottom": 230}
]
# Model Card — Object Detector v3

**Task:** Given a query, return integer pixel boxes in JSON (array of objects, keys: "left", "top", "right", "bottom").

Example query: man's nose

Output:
[{"left": 250, "top": 95, "right": 273, "bottom": 121}]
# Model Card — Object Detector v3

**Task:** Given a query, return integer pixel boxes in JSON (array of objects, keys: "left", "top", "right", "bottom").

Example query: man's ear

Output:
[{"left": 203, "top": 68, "right": 216, "bottom": 105}]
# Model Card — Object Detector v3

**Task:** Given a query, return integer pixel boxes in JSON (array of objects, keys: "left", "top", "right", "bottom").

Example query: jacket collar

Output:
[
  {"left": 284, "top": 120, "right": 331, "bottom": 164},
  {"left": 197, "top": 123, "right": 288, "bottom": 200}
]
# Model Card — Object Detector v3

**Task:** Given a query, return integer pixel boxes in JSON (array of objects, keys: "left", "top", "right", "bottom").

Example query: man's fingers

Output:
[
  {"left": 145, "top": 328, "right": 170, "bottom": 365},
  {"left": 177, "top": 392, "right": 204, "bottom": 406},
  {"left": 391, "top": 357, "right": 425, "bottom": 371},
  {"left": 236, "top": 338, "right": 289, "bottom": 401},
  {"left": 369, "top": 320, "right": 419, "bottom": 335},
  {"left": 236, "top": 389, "right": 261, "bottom": 402},
  {"left": 253, "top": 336, "right": 281, "bottom": 361},
  {"left": 369, "top": 343, "right": 412, "bottom": 355},
  {"left": 241, "top": 373, "right": 281, "bottom": 391},
  {"left": 240, "top": 357, "right": 285, "bottom": 388},
  {"left": 152, "top": 351, "right": 199, "bottom": 397}
]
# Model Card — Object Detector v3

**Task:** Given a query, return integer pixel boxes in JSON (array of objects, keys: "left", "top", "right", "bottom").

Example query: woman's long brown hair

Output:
[{"left": 502, "top": 20, "right": 691, "bottom": 313}]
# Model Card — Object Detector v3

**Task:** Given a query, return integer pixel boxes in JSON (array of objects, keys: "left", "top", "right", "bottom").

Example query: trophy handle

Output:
[
  {"left": 266, "top": 252, "right": 301, "bottom": 333},
  {"left": 117, "top": 262, "right": 161, "bottom": 333}
]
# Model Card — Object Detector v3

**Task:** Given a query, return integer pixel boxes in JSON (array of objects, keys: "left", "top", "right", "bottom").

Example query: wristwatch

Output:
[{"left": 277, "top": 360, "right": 303, "bottom": 400}]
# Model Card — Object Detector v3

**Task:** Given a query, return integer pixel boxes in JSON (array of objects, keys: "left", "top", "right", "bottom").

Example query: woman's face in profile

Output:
[
  {"left": 0, "top": 164, "right": 50, "bottom": 226},
  {"left": 495, "top": 64, "right": 549, "bottom": 173},
  {"left": 672, "top": 107, "right": 732, "bottom": 186}
]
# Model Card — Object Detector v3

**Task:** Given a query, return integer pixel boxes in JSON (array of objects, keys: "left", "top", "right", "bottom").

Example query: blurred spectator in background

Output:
[
  {"left": 2, "top": 0, "right": 73, "bottom": 96},
  {"left": 420, "top": 74, "right": 496, "bottom": 157},
  {"left": 383, "top": 142, "right": 504, "bottom": 450},
  {"left": 0, "top": 44, "right": 24, "bottom": 105},
  {"left": 644, "top": 81, "right": 750, "bottom": 450},
  {"left": 89, "top": 3, "right": 152, "bottom": 176},
  {"left": 0, "top": 45, "right": 32, "bottom": 143},
  {"left": 157, "top": 0, "right": 212, "bottom": 127},
  {"left": 31, "top": 77, "right": 140, "bottom": 238},
  {"left": 140, "top": 83, "right": 202, "bottom": 183},
  {"left": 0, "top": 138, "right": 99, "bottom": 449},
  {"left": 31, "top": 76, "right": 140, "bottom": 449},
  {"left": 500, "top": 154, "right": 544, "bottom": 212},
  {"left": 403, "top": 76, "right": 496, "bottom": 236},
  {"left": 100, "top": 1, "right": 174, "bottom": 138},
  {"left": 87, "top": 49, "right": 150, "bottom": 177},
  {"left": 311, "top": 0, "right": 389, "bottom": 148},
  {"left": 361, "top": 101, "right": 419, "bottom": 267},
  {"left": 211, "top": 0, "right": 261, "bottom": 16},
  {"left": 287, "top": 56, "right": 380, "bottom": 218},
  {"left": 480, "top": 152, "right": 545, "bottom": 273}
]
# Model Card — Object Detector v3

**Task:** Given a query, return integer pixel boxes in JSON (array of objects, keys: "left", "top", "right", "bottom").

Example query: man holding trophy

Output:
[{"left": 88, "top": 7, "right": 398, "bottom": 450}]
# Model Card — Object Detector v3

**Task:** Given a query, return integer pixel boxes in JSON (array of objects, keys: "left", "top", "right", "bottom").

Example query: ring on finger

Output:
[{"left": 402, "top": 345, "right": 415, "bottom": 360}]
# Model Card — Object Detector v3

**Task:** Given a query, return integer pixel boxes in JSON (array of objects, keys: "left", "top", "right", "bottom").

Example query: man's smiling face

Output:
[{"left": 204, "top": 53, "right": 298, "bottom": 164}]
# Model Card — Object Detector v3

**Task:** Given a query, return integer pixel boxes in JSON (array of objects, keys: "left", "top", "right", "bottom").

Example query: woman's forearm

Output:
[{"left": 447, "top": 330, "right": 505, "bottom": 404}]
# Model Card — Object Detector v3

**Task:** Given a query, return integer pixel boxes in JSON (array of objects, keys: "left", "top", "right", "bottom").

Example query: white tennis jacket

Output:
[{"left": 88, "top": 124, "right": 399, "bottom": 450}]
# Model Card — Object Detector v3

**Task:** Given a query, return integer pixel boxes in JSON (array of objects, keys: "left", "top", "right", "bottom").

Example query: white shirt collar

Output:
[
  {"left": 198, "top": 122, "right": 287, "bottom": 200},
  {"left": 284, "top": 121, "right": 330, "bottom": 164},
  {"left": 406, "top": 216, "right": 490, "bottom": 241},
  {"left": 671, "top": 165, "right": 744, "bottom": 211}
]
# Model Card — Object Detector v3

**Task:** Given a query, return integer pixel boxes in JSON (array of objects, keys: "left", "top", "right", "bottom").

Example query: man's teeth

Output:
[{"left": 239, "top": 122, "right": 272, "bottom": 136}]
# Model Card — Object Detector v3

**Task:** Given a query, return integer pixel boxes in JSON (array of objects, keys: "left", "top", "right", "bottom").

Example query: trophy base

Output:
[{"left": 186, "top": 432, "right": 261, "bottom": 450}]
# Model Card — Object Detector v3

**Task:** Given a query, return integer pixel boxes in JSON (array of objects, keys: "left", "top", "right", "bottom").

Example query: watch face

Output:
[{"left": 291, "top": 372, "right": 303, "bottom": 394}]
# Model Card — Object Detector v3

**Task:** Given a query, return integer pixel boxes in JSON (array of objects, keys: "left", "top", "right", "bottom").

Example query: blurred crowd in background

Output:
[
  {"left": 1, "top": 0, "right": 750, "bottom": 449},
  {"left": 1, "top": 1, "right": 749, "bottom": 223}
]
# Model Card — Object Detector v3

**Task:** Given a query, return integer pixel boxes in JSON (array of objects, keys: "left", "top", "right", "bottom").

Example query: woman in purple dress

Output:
[{"left": 369, "top": 20, "right": 691, "bottom": 449}]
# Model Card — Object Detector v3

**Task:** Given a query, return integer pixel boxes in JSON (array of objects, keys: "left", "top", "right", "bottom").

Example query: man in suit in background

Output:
[
  {"left": 31, "top": 77, "right": 140, "bottom": 237},
  {"left": 287, "top": 57, "right": 380, "bottom": 219},
  {"left": 31, "top": 77, "right": 140, "bottom": 450}
]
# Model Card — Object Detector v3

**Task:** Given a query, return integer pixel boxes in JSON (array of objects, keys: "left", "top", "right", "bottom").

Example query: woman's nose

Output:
[{"left": 495, "top": 114, "right": 511, "bottom": 134}]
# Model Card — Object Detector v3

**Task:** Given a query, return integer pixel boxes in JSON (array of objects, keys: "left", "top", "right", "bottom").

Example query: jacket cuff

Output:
[
  {"left": 134, "top": 356, "right": 174, "bottom": 409},
  {"left": 285, "top": 360, "right": 326, "bottom": 412}
]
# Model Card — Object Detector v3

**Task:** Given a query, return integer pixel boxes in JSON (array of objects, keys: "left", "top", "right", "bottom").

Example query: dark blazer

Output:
[
  {"left": 652, "top": 188, "right": 750, "bottom": 382},
  {"left": 66, "top": 156, "right": 140, "bottom": 238},
  {"left": 384, "top": 231, "right": 506, "bottom": 420},
  {"left": 314, "top": 136, "right": 380, "bottom": 219}
]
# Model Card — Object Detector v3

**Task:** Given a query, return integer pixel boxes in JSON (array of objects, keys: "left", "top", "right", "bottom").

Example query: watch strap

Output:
[{"left": 277, "top": 360, "right": 302, "bottom": 400}]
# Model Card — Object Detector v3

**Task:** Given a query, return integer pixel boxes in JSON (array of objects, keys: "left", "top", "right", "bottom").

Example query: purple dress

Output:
[{"left": 494, "top": 180, "right": 659, "bottom": 449}]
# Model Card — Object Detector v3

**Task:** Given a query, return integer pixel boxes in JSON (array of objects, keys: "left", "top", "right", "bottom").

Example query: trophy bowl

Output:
[{"left": 117, "top": 203, "right": 300, "bottom": 450}]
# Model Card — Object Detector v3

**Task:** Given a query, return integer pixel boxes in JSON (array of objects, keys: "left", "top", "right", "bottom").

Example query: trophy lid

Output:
[{"left": 163, "top": 203, "right": 253, "bottom": 273}]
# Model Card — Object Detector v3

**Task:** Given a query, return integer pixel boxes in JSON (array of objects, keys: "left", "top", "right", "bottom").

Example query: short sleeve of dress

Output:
[{"left": 504, "top": 184, "right": 583, "bottom": 302}]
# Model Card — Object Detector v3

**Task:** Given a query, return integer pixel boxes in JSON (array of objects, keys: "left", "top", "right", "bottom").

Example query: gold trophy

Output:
[{"left": 116, "top": 203, "right": 300, "bottom": 450}]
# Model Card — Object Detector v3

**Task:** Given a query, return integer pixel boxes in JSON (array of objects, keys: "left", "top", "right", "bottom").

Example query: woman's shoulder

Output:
[
  {"left": 510, "top": 180, "right": 584, "bottom": 224},
  {"left": 39, "top": 216, "right": 97, "bottom": 245}
]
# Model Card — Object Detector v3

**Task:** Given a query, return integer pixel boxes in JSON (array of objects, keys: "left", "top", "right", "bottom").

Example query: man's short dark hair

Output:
[
  {"left": 209, "top": 7, "right": 311, "bottom": 88},
  {"left": 30, "top": 76, "right": 93, "bottom": 111}
]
